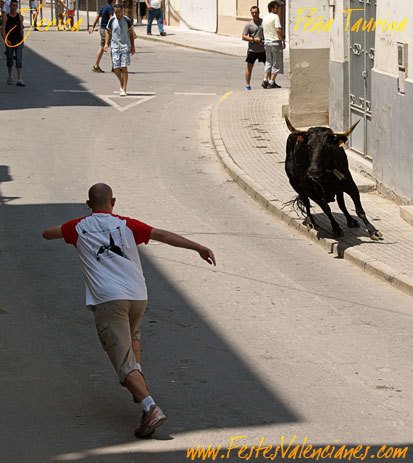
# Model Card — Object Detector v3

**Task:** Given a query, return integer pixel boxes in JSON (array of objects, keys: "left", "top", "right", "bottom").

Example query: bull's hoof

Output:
[
  {"left": 347, "top": 218, "right": 360, "bottom": 228},
  {"left": 303, "top": 217, "right": 316, "bottom": 230},
  {"left": 369, "top": 230, "right": 383, "bottom": 241},
  {"left": 333, "top": 228, "right": 344, "bottom": 238}
]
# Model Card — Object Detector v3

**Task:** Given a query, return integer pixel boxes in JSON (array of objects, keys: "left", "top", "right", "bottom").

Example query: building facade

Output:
[
  {"left": 329, "top": 0, "right": 412, "bottom": 202},
  {"left": 167, "top": 0, "right": 286, "bottom": 37},
  {"left": 166, "top": 0, "right": 412, "bottom": 202}
]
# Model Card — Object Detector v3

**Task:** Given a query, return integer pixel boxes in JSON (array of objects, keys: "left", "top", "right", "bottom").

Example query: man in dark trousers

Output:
[
  {"left": 146, "top": 0, "right": 165, "bottom": 36},
  {"left": 242, "top": 5, "right": 265, "bottom": 90},
  {"left": 1, "top": 0, "right": 25, "bottom": 86},
  {"left": 42, "top": 183, "right": 216, "bottom": 438}
]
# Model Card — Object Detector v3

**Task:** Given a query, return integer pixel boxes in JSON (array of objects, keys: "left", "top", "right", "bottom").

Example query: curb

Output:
[
  {"left": 210, "top": 94, "right": 413, "bottom": 298},
  {"left": 136, "top": 33, "right": 242, "bottom": 57}
]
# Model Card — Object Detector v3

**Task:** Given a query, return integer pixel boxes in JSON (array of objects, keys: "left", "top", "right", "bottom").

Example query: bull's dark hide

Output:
[{"left": 284, "top": 118, "right": 382, "bottom": 240}]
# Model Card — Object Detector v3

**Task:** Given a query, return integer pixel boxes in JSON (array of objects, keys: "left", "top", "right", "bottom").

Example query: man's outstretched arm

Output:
[
  {"left": 42, "top": 226, "right": 63, "bottom": 240},
  {"left": 150, "top": 228, "right": 216, "bottom": 266}
]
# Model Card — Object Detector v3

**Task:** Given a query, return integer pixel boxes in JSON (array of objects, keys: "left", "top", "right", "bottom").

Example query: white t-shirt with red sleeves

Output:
[{"left": 61, "top": 212, "right": 153, "bottom": 306}]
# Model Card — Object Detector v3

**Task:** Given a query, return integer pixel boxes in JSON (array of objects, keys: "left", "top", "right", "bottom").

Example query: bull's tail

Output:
[{"left": 282, "top": 195, "right": 307, "bottom": 218}]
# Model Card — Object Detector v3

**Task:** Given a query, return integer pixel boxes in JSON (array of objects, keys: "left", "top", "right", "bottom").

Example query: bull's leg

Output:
[
  {"left": 300, "top": 194, "right": 316, "bottom": 230},
  {"left": 344, "top": 181, "right": 383, "bottom": 240},
  {"left": 336, "top": 191, "right": 359, "bottom": 228},
  {"left": 313, "top": 198, "right": 344, "bottom": 238}
]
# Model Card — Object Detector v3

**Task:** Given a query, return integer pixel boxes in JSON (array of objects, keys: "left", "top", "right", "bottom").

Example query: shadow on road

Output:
[
  {"left": 0, "top": 46, "right": 108, "bottom": 111},
  {"left": 0, "top": 200, "right": 298, "bottom": 462}
]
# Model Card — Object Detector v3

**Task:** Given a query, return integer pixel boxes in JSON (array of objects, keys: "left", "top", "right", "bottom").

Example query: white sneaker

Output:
[
  {"left": 120, "top": 89, "right": 127, "bottom": 96},
  {"left": 16, "top": 79, "right": 26, "bottom": 87}
]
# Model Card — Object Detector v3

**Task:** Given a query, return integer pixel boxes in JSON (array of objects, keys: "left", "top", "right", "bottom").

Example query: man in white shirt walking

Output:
[{"left": 262, "top": 1, "right": 285, "bottom": 89}]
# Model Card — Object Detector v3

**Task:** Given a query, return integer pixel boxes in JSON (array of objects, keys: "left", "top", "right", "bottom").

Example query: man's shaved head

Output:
[{"left": 87, "top": 183, "right": 114, "bottom": 210}]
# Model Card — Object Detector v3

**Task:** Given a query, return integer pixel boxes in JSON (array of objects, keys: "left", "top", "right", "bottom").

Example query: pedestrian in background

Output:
[
  {"left": 0, "top": 0, "right": 4, "bottom": 28},
  {"left": 262, "top": 0, "right": 285, "bottom": 89},
  {"left": 29, "top": 0, "right": 39, "bottom": 30},
  {"left": 89, "top": 0, "right": 114, "bottom": 73},
  {"left": 56, "top": 0, "right": 66, "bottom": 29},
  {"left": 145, "top": 0, "right": 165, "bottom": 36},
  {"left": 1, "top": 0, "right": 25, "bottom": 86},
  {"left": 135, "top": 0, "right": 146, "bottom": 25},
  {"left": 42, "top": 183, "right": 216, "bottom": 438},
  {"left": 67, "top": 0, "right": 76, "bottom": 28},
  {"left": 105, "top": 3, "right": 134, "bottom": 96},
  {"left": 242, "top": 5, "right": 265, "bottom": 91}
]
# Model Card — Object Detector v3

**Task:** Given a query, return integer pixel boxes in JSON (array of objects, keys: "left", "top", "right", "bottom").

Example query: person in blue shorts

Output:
[{"left": 104, "top": 3, "right": 135, "bottom": 96}]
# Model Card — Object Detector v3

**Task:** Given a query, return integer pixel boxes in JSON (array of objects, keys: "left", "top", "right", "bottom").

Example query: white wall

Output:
[
  {"left": 180, "top": 0, "right": 217, "bottom": 32},
  {"left": 289, "top": 0, "right": 330, "bottom": 50},
  {"left": 329, "top": 0, "right": 350, "bottom": 62},
  {"left": 375, "top": 0, "right": 413, "bottom": 79}
]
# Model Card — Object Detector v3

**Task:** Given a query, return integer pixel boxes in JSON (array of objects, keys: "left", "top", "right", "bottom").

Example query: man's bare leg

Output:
[
  {"left": 124, "top": 370, "right": 150, "bottom": 402},
  {"left": 121, "top": 67, "right": 128, "bottom": 93},
  {"left": 245, "top": 63, "right": 253, "bottom": 86},
  {"left": 95, "top": 46, "right": 104, "bottom": 68},
  {"left": 114, "top": 67, "right": 122, "bottom": 85}
]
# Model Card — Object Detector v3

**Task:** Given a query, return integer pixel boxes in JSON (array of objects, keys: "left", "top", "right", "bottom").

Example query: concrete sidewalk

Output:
[
  {"left": 135, "top": 23, "right": 291, "bottom": 64},
  {"left": 135, "top": 24, "right": 247, "bottom": 57}
]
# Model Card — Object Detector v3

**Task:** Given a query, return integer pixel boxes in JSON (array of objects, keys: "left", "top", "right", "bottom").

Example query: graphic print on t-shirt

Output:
[
  {"left": 83, "top": 226, "right": 126, "bottom": 261},
  {"left": 96, "top": 233, "right": 124, "bottom": 260}
]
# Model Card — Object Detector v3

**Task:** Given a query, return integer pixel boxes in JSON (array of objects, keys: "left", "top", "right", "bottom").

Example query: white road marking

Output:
[
  {"left": 174, "top": 92, "right": 217, "bottom": 96},
  {"left": 53, "top": 90, "right": 90, "bottom": 93},
  {"left": 111, "top": 91, "right": 156, "bottom": 95},
  {"left": 97, "top": 94, "right": 157, "bottom": 112}
]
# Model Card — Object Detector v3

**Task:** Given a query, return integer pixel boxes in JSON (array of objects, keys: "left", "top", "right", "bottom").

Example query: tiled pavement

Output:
[{"left": 212, "top": 89, "right": 413, "bottom": 296}]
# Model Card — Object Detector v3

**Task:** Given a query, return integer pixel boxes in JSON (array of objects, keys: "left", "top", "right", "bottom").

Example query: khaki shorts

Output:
[
  {"left": 92, "top": 300, "right": 147, "bottom": 383},
  {"left": 100, "top": 28, "right": 106, "bottom": 46}
]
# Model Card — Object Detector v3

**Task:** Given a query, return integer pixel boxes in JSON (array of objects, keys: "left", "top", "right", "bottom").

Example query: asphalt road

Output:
[{"left": 0, "top": 30, "right": 412, "bottom": 462}]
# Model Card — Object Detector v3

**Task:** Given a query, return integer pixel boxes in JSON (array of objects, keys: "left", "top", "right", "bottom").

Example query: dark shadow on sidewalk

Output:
[
  {"left": 0, "top": 201, "right": 298, "bottom": 463},
  {"left": 308, "top": 211, "right": 388, "bottom": 257},
  {"left": 0, "top": 46, "right": 108, "bottom": 111}
]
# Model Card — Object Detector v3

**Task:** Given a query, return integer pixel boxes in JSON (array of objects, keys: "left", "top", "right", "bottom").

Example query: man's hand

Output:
[
  {"left": 88, "top": 26, "right": 94, "bottom": 34},
  {"left": 104, "top": 44, "right": 109, "bottom": 52},
  {"left": 42, "top": 226, "right": 63, "bottom": 240},
  {"left": 198, "top": 246, "right": 216, "bottom": 266},
  {"left": 150, "top": 228, "right": 216, "bottom": 266},
  {"left": 253, "top": 37, "right": 261, "bottom": 43},
  {"left": 131, "top": 45, "right": 135, "bottom": 55}
]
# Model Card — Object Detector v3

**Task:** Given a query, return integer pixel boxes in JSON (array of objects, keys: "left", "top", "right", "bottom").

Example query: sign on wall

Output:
[{"left": 180, "top": 0, "right": 217, "bottom": 33}]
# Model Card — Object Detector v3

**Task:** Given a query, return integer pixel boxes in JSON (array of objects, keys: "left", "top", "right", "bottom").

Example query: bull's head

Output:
[{"left": 285, "top": 117, "right": 360, "bottom": 179}]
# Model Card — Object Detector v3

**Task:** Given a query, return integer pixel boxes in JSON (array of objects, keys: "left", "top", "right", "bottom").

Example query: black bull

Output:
[{"left": 284, "top": 117, "right": 382, "bottom": 240}]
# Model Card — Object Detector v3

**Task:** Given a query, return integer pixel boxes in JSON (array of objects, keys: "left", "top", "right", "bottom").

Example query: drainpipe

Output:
[{"left": 215, "top": 0, "right": 218, "bottom": 33}]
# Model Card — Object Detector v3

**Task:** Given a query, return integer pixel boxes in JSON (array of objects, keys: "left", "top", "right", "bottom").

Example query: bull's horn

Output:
[
  {"left": 285, "top": 116, "right": 301, "bottom": 133},
  {"left": 339, "top": 119, "right": 361, "bottom": 137}
]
